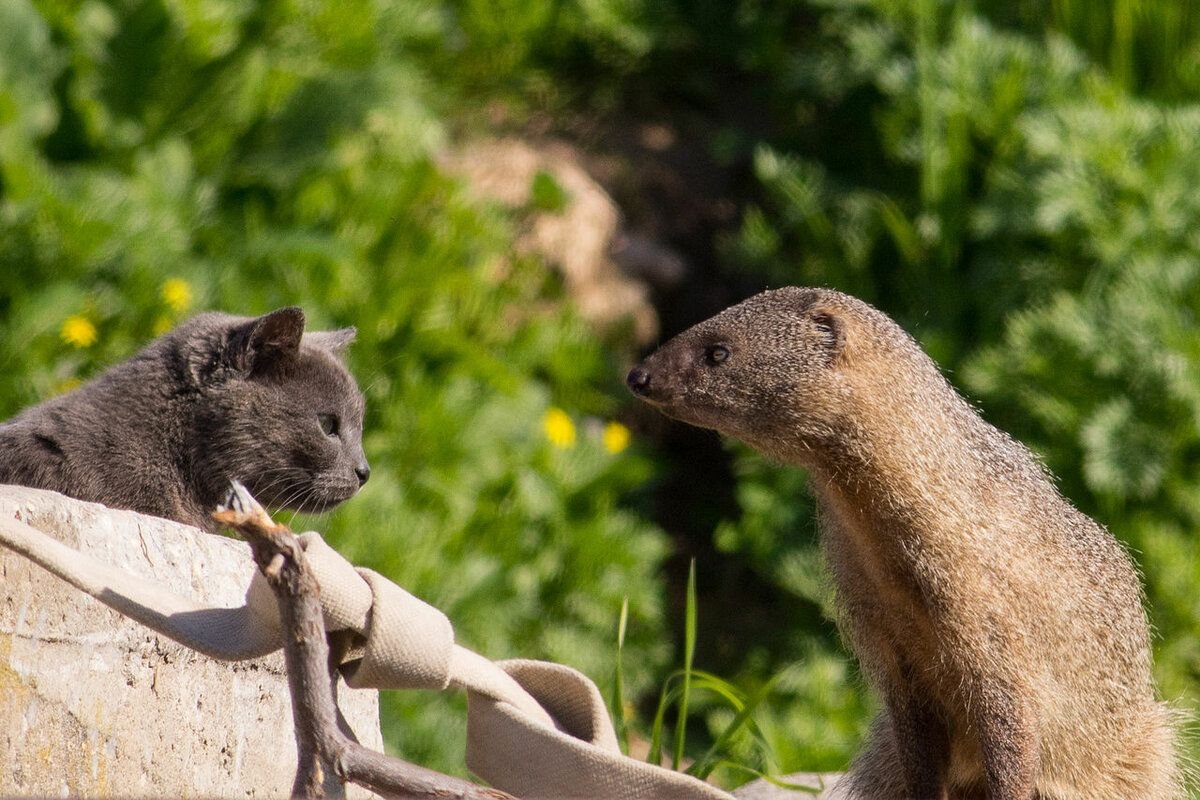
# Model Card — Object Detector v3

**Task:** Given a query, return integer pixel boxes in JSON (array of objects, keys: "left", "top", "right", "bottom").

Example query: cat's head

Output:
[{"left": 181, "top": 307, "right": 370, "bottom": 515}]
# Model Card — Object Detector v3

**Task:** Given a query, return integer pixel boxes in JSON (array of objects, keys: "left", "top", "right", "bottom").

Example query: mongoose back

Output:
[
  {"left": 0, "top": 307, "right": 370, "bottom": 532},
  {"left": 628, "top": 287, "right": 1177, "bottom": 799}
]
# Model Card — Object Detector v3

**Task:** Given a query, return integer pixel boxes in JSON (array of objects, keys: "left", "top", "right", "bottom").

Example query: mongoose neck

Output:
[{"left": 808, "top": 375, "right": 1022, "bottom": 528}]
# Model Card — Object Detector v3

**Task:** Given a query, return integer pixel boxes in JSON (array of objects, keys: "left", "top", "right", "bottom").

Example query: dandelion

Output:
[
  {"left": 161, "top": 278, "right": 193, "bottom": 313},
  {"left": 543, "top": 407, "right": 576, "bottom": 449},
  {"left": 60, "top": 315, "right": 97, "bottom": 348},
  {"left": 603, "top": 421, "right": 631, "bottom": 454}
]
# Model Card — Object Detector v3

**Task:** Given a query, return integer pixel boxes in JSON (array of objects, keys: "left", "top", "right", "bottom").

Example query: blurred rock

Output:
[
  {"left": 442, "top": 138, "right": 688, "bottom": 346},
  {"left": 611, "top": 231, "right": 687, "bottom": 289},
  {"left": 0, "top": 485, "right": 381, "bottom": 798}
]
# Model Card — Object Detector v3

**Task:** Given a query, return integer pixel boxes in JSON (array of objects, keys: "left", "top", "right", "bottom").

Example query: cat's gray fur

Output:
[{"left": 0, "top": 307, "right": 369, "bottom": 531}]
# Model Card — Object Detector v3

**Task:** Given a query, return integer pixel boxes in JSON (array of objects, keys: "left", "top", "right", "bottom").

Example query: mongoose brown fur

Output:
[{"left": 628, "top": 287, "right": 1178, "bottom": 799}]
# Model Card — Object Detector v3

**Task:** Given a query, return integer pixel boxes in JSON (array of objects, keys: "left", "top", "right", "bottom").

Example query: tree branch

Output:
[{"left": 213, "top": 481, "right": 514, "bottom": 800}]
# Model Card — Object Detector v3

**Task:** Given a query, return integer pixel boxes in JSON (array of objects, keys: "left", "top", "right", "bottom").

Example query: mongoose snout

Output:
[
  {"left": 626, "top": 350, "right": 693, "bottom": 411},
  {"left": 629, "top": 286, "right": 1179, "bottom": 799},
  {"left": 625, "top": 365, "right": 652, "bottom": 396}
]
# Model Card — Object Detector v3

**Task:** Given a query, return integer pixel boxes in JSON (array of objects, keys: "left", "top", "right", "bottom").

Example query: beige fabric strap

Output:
[
  {"left": 0, "top": 512, "right": 731, "bottom": 800},
  {"left": 467, "top": 660, "right": 731, "bottom": 799}
]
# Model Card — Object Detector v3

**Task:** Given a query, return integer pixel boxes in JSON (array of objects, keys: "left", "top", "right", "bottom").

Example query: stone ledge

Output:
[{"left": 0, "top": 485, "right": 381, "bottom": 798}]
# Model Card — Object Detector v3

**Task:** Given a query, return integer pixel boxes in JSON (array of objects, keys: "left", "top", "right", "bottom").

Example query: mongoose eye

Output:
[
  {"left": 704, "top": 345, "right": 731, "bottom": 366},
  {"left": 317, "top": 414, "right": 340, "bottom": 437}
]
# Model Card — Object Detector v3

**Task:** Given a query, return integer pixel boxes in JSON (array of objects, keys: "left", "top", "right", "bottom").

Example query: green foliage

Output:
[
  {"left": 475, "top": 0, "right": 1200, "bottom": 778},
  {"left": 979, "top": 0, "right": 1200, "bottom": 100},
  {"left": 638, "top": 583, "right": 850, "bottom": 785},
  {"left": 783, "top": 3, "right": 1200, "bottom": 719},
  {"left": 529, "top": 169, "right": 570, "bottom": 213},
  {"left": 0, "top": 0, "right": 669, "bottom": 774},
  {"left": 698, "top": 0, "right": 1200, "bottom": 777},
  {"left": 960, "top": 98, "right": 1200, "bottom": 701},
  {"left": 6, "top": 0, "right": 1200, "bottom": 788}
]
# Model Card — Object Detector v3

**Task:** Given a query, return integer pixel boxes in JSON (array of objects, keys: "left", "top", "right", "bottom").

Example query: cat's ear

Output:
[
  {"left": 303, "top": 327, "right": 356, "bottom": 354},
  {"left": 236, "top": 307, "right": 306, "bottom": 374}
]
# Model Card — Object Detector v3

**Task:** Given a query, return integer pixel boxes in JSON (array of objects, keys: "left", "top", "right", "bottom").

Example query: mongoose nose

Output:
[
  {"left": 626, "top": 366, "right": 652, "bottom": 396},
  {"left": 355, "top": 462, "right": 371, "bottom": 486}
]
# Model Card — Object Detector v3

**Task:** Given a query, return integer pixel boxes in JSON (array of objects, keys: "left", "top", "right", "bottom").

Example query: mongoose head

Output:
[{"left": 627, "top": 287, "right": 910, "bottom": 465}]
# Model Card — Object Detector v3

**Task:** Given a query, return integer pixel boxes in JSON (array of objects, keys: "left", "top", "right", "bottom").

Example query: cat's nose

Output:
[{"left": 355, "top": 461, "right": 371, "bottom": 486}]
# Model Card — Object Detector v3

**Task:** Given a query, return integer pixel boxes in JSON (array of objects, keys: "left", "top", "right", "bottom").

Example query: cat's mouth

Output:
[
  {"left": 287, "top": 480, "right": 361, "bottom": 513},
  {"left": 289, "top": 495, "right": 351, "bottom": 513},
  {"left": 249, "top": 472, "right": 361, "bottom": 514}
]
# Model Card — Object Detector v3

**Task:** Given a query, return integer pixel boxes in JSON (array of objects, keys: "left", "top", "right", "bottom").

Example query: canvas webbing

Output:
[{"left": 0, "top": 512, "right": 732, "bottom": 800}]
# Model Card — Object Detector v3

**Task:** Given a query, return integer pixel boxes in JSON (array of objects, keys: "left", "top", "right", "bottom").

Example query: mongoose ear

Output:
[
  {"left": 303, "top": 327, "right": 356, "bottom": 354},
  {"left": 237, "top": 307, "right": 306, "bottom": 374},
  {"left": 810, "top": 308, "right": 847, "bottom": 364}
]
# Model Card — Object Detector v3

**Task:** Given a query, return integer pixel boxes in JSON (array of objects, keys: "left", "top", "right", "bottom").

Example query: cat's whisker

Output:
[
  {"left": 272, "top": 473, "right": 312, "bottom": 505},
  {"left": 255, "top": 474, "right": 307, "bottom": 505},
  {"left": 277, "top": 480, "right": 317, "bottom": 514},
  {"left": 238, "top": 471, "right": 306, "bottom": 509}
]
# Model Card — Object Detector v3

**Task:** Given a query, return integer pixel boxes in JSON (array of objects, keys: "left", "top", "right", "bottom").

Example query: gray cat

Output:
[{"left": 0, "top": 307, "right": 370, "bottom": 531}]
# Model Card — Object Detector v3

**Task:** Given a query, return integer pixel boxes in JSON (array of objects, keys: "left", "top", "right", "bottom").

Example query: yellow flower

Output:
[
  {"left": 543, "top": 407, "right": 576, "bottom": 449},
  {"left": 152, "top": 314, "right": 174, "bottom": 336},
  {"left": 602, "top": 421, "right": 631, "bottom": 454},
  {"left": 161, "top": 278, "right": 193, "bottom": 313},
  {"left": 60, "top": 315, "right": 98, "bottom": 348}
]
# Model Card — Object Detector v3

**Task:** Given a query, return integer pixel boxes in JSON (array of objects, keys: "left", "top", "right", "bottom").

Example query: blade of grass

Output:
[
  {"left": 647, "top": 676, "right": 681, "bottom": 765},
  {"left": 707, "top": 761, "right": 825, "bottom": 795},
  {"left": 672, "top": 558, "right": 697, "bottom": 771},
  {"left": 650, "top": 669, "right": 752, "bottom": 767},
  {"left": 687, "top": 670, "right": 785, "bottom": 779},
  {"left": 686, "top": 670, "right": 748, "bottom": 711},
  {"left": 610, "top": 597, "right": 630, "bottom": 754}
]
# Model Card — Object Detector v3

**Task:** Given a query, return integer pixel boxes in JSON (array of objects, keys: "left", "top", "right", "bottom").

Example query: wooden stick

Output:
[{"left": 213, "top": 481, "right": 514, "bottom": 800}]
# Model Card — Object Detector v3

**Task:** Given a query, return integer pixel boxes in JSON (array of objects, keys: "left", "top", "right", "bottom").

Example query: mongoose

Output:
[
  {"left": 627, "top": 287, "right": 1178, "bottom": 799},
  {"left": 0, "top": 307, "right": 370, "bottom": 532}
]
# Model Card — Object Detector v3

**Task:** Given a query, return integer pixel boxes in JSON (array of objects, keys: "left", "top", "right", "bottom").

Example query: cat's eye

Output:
[
  {"left": 317, "top": 414, "right": 340, "bottom": 437},
  {"left": 704, "top": 345, "right": 731, "bottom": 366}
]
